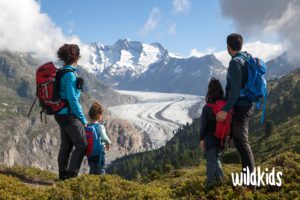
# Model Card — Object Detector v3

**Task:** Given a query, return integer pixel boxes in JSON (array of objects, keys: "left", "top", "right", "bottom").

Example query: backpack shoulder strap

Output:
[
  {"left": 206, "top": 103, "right": 217, "bottom": 115},
  {"left": 234, "top": 52, "right": 251, "bottom": 89},
  {"left": 57, "top": 68, "right": 75, "bottom": 79},
  {"left": 56, "top": 68, "right": 75, "bottom": 92}
]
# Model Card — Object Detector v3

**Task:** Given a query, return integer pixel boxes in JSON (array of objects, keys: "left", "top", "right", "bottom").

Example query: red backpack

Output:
[
  {"left": 207, "top": 100, "right": 233, "bottom": 146},
  {"left": 28, "top": 62, "right": 73, "bottom": 122}
]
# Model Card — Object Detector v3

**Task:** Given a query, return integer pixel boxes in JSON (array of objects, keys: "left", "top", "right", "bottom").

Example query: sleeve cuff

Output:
[
  {"left": 81, "top": 118, "right": 87, "bottom": 125},
  {"left": 222, "top": 105, "right": 231, "bottom": 113}
]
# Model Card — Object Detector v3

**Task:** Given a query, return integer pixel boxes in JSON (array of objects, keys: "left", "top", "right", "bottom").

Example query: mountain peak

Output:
[{"left": 115, "top": 38, "right": 131, "bottom": 45}]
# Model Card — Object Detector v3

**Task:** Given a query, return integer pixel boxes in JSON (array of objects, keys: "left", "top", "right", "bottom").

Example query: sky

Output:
[
  {"left": 1, "top": 0, "right": 298, "bottom": 65},
  {"left": 40, "top": 0, "right": 235, "bottom": 56}
]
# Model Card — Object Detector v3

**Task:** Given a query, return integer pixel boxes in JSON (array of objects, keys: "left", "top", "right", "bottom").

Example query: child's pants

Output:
[
  {"left": 205, "top": 146, "right": 224, "bottom": 186},
  {"left": 88, "top": 150, "right": 106, "bottom": 175}
]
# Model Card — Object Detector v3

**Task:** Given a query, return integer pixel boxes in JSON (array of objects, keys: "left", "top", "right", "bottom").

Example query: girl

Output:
[
  {"left": 54, "top": 44, "right": 88, "bottom": 180},
  {"left": 200, "top": 78, "right": 226, "bottom": 189},
  {"left": 88, "top": 101, "right": 111, "bottom": 175}
]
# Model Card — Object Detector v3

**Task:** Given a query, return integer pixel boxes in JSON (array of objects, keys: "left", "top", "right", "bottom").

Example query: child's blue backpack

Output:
[
  {"left": 239, "top": 54, "right": 268, "bottom": 124},
  {"left": 85, "top": 125, "right": 102, "bottom": 158}
]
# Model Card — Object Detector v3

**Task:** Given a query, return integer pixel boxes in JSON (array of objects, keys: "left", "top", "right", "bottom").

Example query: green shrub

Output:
[
  {"left": 265, "top": 120, "right": 276, "bottom": 136},
  {"left": 148, "top": 170, "right": 161, "bottom": 181},
  {"left": 222, "top": 151, "right": 241, "bottom": 164}
]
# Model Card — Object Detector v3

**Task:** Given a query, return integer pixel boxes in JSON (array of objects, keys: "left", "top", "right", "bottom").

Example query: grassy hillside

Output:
[
  {"left": 108, "top": 68, "right": 300, "bottom": 179},
  {"left": 0, "top": 152, "right": 299, "bottom": 199}
]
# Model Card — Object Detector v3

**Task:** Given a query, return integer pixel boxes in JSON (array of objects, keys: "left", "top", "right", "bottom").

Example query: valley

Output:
[{"left": 108, "top": 90, "right": 204, "bottom": 149}]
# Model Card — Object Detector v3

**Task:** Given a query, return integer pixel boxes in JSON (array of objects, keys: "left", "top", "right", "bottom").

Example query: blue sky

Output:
[
  {"left": 0, "top": 0, "right": 284, "bottom": 63},
  {"left": 40, "top": 0, "right": 236, "bottom": 56}
]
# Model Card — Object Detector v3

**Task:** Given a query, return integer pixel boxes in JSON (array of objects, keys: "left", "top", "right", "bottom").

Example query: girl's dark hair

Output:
[
  {"left": 88, "top": 101, "right": 104, "bottom": 121},
  {"left": 57, "top": 44, "right": 80, "bottom": 65},
  {"left": 205, "top": 78, "right": 225, "bottom": 103}
]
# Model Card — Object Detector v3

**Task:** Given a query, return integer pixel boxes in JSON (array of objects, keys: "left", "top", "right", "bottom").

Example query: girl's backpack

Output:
[
  {"left": 85, "top": 125, "right": 102, "bottom": 158},
  {"left": 207, "top": 100, "right": 233, "bottom": 147}
]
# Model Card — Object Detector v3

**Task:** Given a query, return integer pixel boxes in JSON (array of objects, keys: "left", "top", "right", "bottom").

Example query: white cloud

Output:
[
  {"left": 0, "top": 0, "right": 89, "bottom": 64},
  {"left": 173, "top": 0, "right": 191, "bottom": 13},
  {"left": 220, "top": 0, "right": 300, "bottom": 64},
  {"left": 190, "top": 41, "right": 284, "bottom": 67},
  {"left": 243, "top": 41, "right": 284, "bottom": 61},
  {"left": 139, "top": 8, "right": 160, "bottom": 36},
  {"left": 190, "top": 47, "right": 216, "bottom": 57},
  {"left": 168, "top": 23, "right": 176, "bottom": 35}
]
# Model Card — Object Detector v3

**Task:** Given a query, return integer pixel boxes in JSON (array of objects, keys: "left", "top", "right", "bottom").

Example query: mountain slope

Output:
[
  {"left": 118, "top": 54, "right": 226, "bottom": 95},
  {"left": 266, "top": 52, "right": 299, "bottom": 80}
]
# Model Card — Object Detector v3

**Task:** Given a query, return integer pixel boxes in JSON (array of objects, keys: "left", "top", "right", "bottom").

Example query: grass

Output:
[{"left": 0, "top": 152, "right": 299, "bottom": 200}]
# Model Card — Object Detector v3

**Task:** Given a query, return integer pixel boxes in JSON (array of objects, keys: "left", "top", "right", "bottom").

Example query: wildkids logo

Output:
[{"left": 231, "top": 167, "right": 283, "bottom": 187}]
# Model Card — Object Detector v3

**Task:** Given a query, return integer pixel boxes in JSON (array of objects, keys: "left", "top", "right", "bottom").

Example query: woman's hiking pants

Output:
[
  {"left": 55, "top": 114, "right": 87, "bottom": 177},
  {"left": 231, "top": 105, "right": 255, "bottom": 173},
  {"left": 205, "top": 146, "right": 224, "bottom": 186}
]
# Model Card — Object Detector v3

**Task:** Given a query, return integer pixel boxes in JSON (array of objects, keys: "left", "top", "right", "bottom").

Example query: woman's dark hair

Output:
[
  {"left": 88, "top": 101, "right": 104, "bottom": 121},
  {"left": 57, "top": 44, "right": 80, "bottom": 65},
  {"left": 227, "top": 33, "right": 243, "bottom": 51},
  {"left": 205, "top": 78, "right": 225, "bottom": 103}
]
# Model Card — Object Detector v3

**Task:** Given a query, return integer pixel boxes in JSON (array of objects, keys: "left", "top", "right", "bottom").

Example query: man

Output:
[{"left": 216, "top": 33, "right": 255, "bottom": 189}]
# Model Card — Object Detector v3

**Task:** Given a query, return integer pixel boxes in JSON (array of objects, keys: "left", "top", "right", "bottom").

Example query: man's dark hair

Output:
[{"left": 227, "top": 33, "right": 243, "bottom": 51}]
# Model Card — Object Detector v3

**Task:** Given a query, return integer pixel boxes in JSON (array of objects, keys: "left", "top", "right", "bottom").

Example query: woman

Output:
[
  {"left": 200, "top": 78, "right": 226, "bottom": 190},
  {"left": 55, "top": 44, "right": 87, "bottom": 180}
]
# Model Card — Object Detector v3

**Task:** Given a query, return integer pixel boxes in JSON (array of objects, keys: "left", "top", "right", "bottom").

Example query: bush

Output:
[
  {"left": 265, "top": 120, "right": 276, "bottom": 136},
  {"left": 222, "top": 151, "right": 241, "bottom": 164},
  {"left": 164, "top": 164, "right": 174, "bottom": 173},
  {"left": 148, "top": 170, "right": 161, "bottom": 181}
]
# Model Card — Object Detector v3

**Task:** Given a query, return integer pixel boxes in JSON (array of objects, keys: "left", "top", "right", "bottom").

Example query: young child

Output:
[
  {"left": 88, "top": 101, "right": 111, "bottom": 175},
  {"left": 200, "top": 78, "right": 226, "bottom": 189}
]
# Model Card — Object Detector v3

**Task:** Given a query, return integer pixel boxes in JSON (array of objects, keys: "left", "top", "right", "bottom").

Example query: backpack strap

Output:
[
  {"left": 56, "top": 68, "right": 75, "bottom": 92},
  {"left": 206, "top": 103, "right": 216, "bottom": 115},
  {"left": 56, "top": 68, "right": 75, "bottom": 114},
  {"left": 260, "top": 96, "right": 267, "bottom": 124},
  {"left": 234, "top": 52, "right": 251, "bottom": 97},
  {"left": 27, "top": 96, "right": 37, "bottom": 117}
]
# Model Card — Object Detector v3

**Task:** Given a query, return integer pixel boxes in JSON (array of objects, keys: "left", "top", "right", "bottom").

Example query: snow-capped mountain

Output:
[
  {"left": 87, "top": 39, "right": 167, "bottom": 84},
  {"left": 118, "top": 54, "right": 227, "bottom": 95},
  {"left": 84, "top": 39, "right": 227, "bottom": 95}
]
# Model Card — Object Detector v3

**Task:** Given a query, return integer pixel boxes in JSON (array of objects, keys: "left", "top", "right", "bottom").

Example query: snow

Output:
[
  {"left": 139, "top": 43, "right": 161, "bottom": 71},
  {"left": 169, "top": 52, "right": 183, "bottom": 58},
  {"left": 108, "top": 90, "right": 205, "bottom": 149},
  {"left": 117, "top": 50, "right": 134, "bottom": 69},
  {"left": 83, "top": 40, "right": 167, "bottom": 78}
]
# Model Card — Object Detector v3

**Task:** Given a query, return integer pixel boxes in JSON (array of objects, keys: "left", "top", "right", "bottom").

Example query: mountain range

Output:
[
  {"left": 85, "top": 39, "right": 227, "bottom": 95},
  {"left": 85, "top": 39, "right": 299, "bottom": 95}
]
